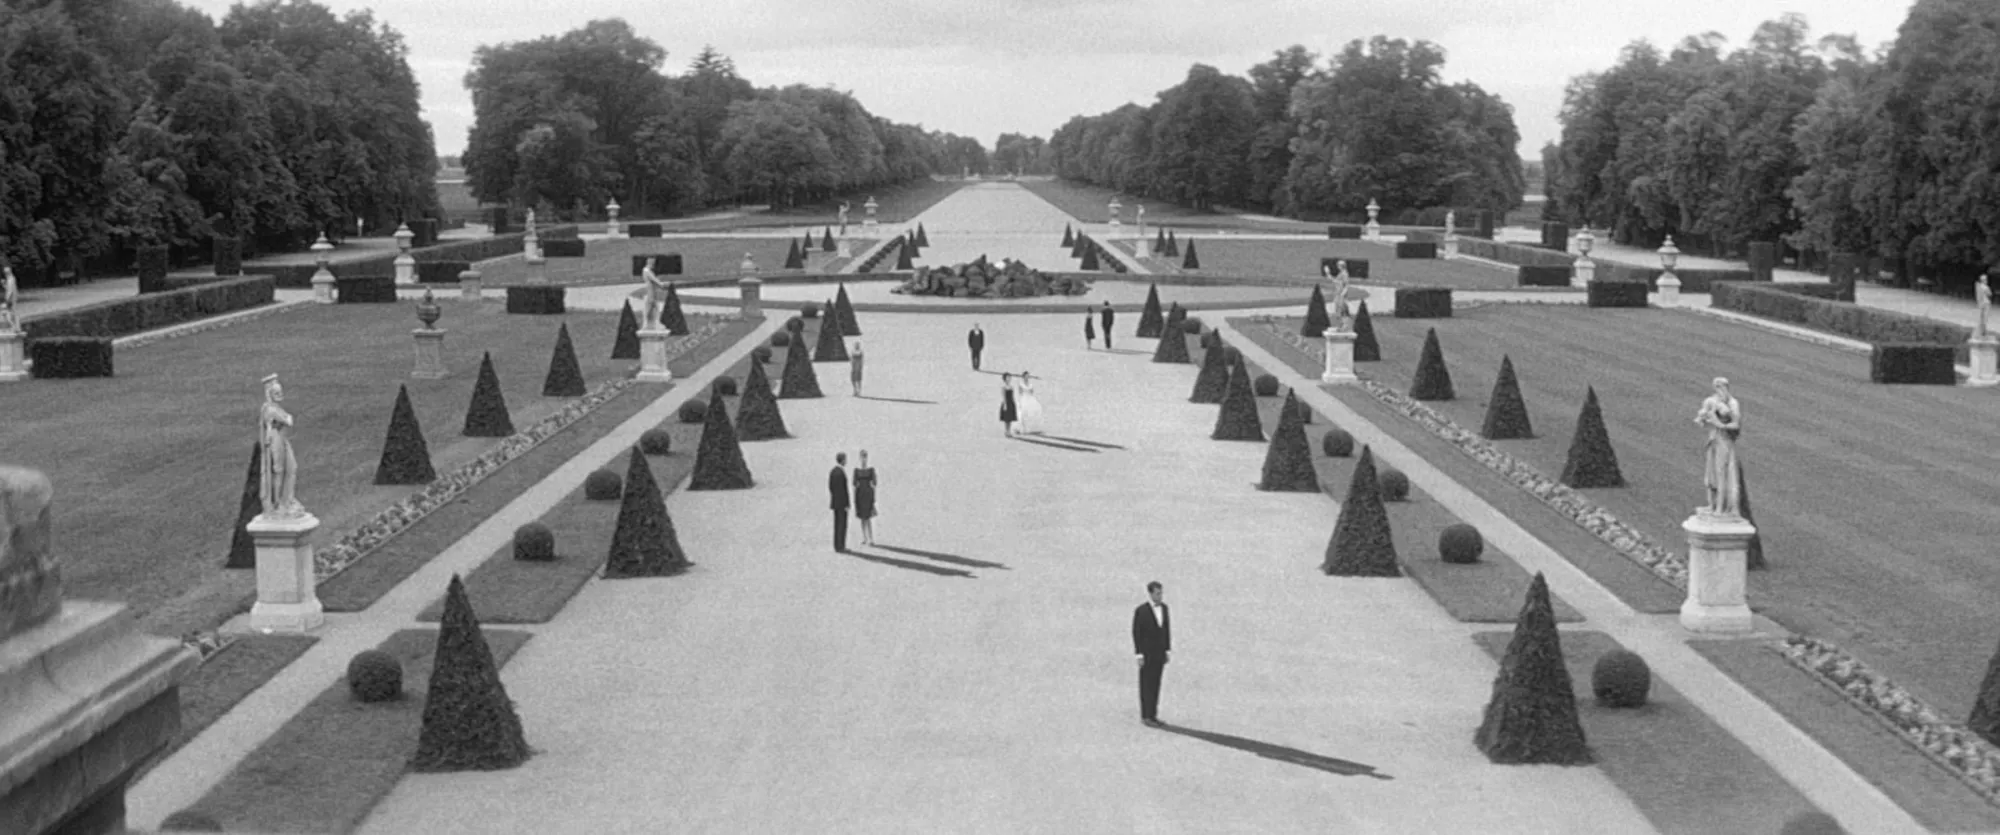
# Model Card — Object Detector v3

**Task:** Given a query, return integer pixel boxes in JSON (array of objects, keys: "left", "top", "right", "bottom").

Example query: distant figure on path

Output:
[
  {"left": 850, "top": 341, "right": 865, "bottom": 397},
  {"left": 259, "top": 373, "right": 302, "bottom": 519},
  {"left": 853, "top": 450, "right": 878, "bottom": 546},
  {"left": 1100, "top": 302, "right": 1116, "bottom": 350},
  {"left": 968, "top": 323, "right": 986, "bottom": 370},
  {"left": 1132, "top": 581, "right": 1171, "bottom": 727},
  {"left": 1977, "top": 275, "right": 1991, "bottom": 339},
  {"left": 999, "top": 372, "right": 1019, "bottom": 437},
  {"left": 829, "top": 452, "right": 851, "bottom": 553},
  {"left": 1084, "top": 313, "right": 1096, "bottom": 349},
  {"left": 1694, "top": 377, "right": 1742, "bottom": 518}
]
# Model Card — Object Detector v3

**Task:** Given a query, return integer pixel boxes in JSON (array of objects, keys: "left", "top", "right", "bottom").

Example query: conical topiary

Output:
[
  {"left": 1154, "top": 228, "right": 1167, "bottom": 253},
  {"left": 1137, "top": 284, "right": 1165, "bottom": 337},
  {"left": 1409, "top": 327, "right": 1455, "bottom": 401},
  {"left": 1165, "top": 230, "right": 1180, "bottom": 257},
  {"left": 411, "top": 575, "right": 531, "bottom": 772},
  {"left": 916, "top": 223, "right": 929, "bottom": 247},
  {"left": 812, "top": 316, "right": 849, "bottom": 362},
  {"left": 603, "top": 447, "right": 690, "bottom": 577},
  {"left": 661, "top": 283, "right": 689, "bottom": 335},
  {"left": 1080, "top": 246, "right": 1100, "bottom": 271},
  {"left": 1474, "top": 573, "right": 1594, "bottom": 765},
  {"left": 822, "top": 228, "right": 835, "bottom": 252},
  {"left": 801, "top": 233, "right": 814, "bottom": 260},
  {"left": 1967, "top": 632, "right": 2000, "bottom": 747},
  {"left": 687, "top": 393, "right": 753, "bottom": 490},
  {"left": 1352, "top": 301, "right": 1380, "bottom": 362},
  {"left": 1061, "top": 224, "right": 1074, "bottom": 247},
  {"left": 1323, "top": 447, "right": 1400, "bottom": 576},
  {"left": 1182, "top": 239, "right": 1200, "bottom": 270},
  {"left": 1151, "top": 322, "right": 1190, "bottom": 363},
  {"left": 834, "top": 283, "right": 860, "bottom": 336},
  {"left": 1212, "top": 353, "right": 1265, "bottom": 441},
  {"left": 778, "top": 331, "right": 822, "bottom": 398},
  {"left": 1481, "top": 355, "right": 1534, "bottom": 440},
  {"left": 735, "top": 359, "right": 790, "bottom": 440},
  {"left": 1303, "top": 285, "right": 1331, "bottom": 337},
  {"left": 374, "top": 384, "right": 437, "bottom": 485},
  {"left": 1559, "top": 386, "right": 1625, "bottom": 488},
  {"left": 225, "top": 442, "right": 261, "bottom": 568},
  {"left": 1190, "top": 342, "right": 1229, "bottom": 403},
  {"left": 542, "top": 323, "right": 586, "bottom": 397},
  {"left": 1259, "top": 390, "right": 1319, "bottom": 492},
  {"left": 1070, "top": 233, "right": 1086, "bottom": 259},
  {"left": 1165, "top": 302, "right": 1186, "bottom": 332},
  {"left": 1740, "top": 463, "right": 1764, "bottom": 570},
  {"left": 463, "top": 352, "right": 515, "bottom": 437},
  {"left": 895, "top": 240, "right": 914, "bottom": 270},
  {"left": 783, "top": 238, "right": 804, "bottom": 269},
  {"left": 611, "top": 300, "right": 640, "bottom": 360}
]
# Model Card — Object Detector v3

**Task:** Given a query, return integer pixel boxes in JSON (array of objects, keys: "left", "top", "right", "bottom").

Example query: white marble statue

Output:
[
  {"left": 1, "top": 266, "right": 17, "bottom": 332},
  {"left": 838, "top": 202, "right": 850, "bottom": 236},
  {"left": 1694, "top": 377, "right": 1742, "bottom": 519},
  {"left": 1977, "top": 274, "right": 1991, "bottom": 339},
  {"left": 1325, "top": 261, "right": 1352, "bottom": 329},
  {"left": 524, "top": 208, "right": 536, "bottom": 231},
  {"left": 641, "top": 257, "right": 670, "bottom": 329},
  {"left": 1445, "top": 210, "right": 1457, "bottom": 236},
  {"left": 259, "top": 374, "right": 302, "bottom": 519}
]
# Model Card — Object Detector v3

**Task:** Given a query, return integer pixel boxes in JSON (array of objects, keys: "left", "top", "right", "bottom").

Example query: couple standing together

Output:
[
  {"left": 999, "top": 372, "right": 1043, "bottom": 436},
  {"left": 826, "top": 451, "right": 879, "bottom": 552}
]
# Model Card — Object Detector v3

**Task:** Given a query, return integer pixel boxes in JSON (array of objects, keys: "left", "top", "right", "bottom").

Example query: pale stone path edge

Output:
[
  {"left": 1215, "top": 319, "right": 1931, "bottom": 835},
  {"left": 123, "top": 315, "right": 783, "bottom": 829}
]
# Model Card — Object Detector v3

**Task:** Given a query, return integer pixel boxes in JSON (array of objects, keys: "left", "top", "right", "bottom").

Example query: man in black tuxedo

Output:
[
  {"left": 967, "top": 323, "right": 985, "bottom": 370},
  {"left": 828, "top": 452, "right": 851, "bottom": 553},
  {"left": 1131, "top": 580, "right": 1170, "bottom": 726},
  {"left": 1100, "top": 302, "right": 1116, "bottom": 350}
]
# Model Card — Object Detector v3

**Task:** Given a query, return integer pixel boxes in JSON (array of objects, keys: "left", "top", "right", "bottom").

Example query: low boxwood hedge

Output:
[
  {"left": 1712, "top": 282, "right": 1968, "bottom": 363},
  {"left": 631, "top": 254, "right": 684, "bottom": 276},
  {"left": 29, "top": 337, "right": 113, "bottom": 378},
  {"left": 1517, "top": 265, "right": 1573, "bottom": 287},
  {"left": 1870, "top": 344, "right": 1957, "bottom": 384},
  {"left": 24, "top": 275, "right": 275, "bottom": 340},
  {"left": 1597, "top": 264, "right": 1753, "bottom": 293},
  {"left": 335, "top": 276, "right": 397, "bottom": 303},
  {"left": 262, "top": 226, "right": 581, "bottom": 288},
  {"left": 629, "top": 223, "right": 663, "bottom": 237},
  {"left": 1586, "top": 281, "right": 1650, "bottom": 308},
  {"left": 416, "top": 261, "right": 471, "bottom": 284},
  {"left": 1327, "top": 224, "right": 1363, "bottom": 240},
  {"left": 505, "top": 285, "right": 567, "bottom": 314},
  {"left": 1405, "top": 233, "right": 1573, "bottom": 268},
  {"left": 1761, "top": 282, "right": 1853, "bottom": 303},
  {"left": 1394, "top": 287, "right": 1452, "bottom": 319},
  {"left": 540, "top": 239, "right": 587, "bottom": 258},
  {"left": 1395, "top": 241, "right": 1437, "bottom": 259}
]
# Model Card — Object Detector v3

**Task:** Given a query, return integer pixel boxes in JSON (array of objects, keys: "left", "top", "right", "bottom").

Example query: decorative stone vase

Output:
[{"left": 416, "top": 289, "right": 442, "bottom": 329}]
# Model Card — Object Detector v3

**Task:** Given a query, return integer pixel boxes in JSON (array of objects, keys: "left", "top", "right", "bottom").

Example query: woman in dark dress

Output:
[
  {"left": 1000, "top": 372, "right": 1018, "bottom": 436},
  {"left": 853, "top": 449, "right": 878, "bottom": 545},
  {"left": 1084, "top": 312, "right": 1096, "bottom": 349}
]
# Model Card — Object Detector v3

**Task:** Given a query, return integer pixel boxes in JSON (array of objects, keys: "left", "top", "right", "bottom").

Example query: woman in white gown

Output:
[{"left": 1016, "top": 372, "right": 1045, "bottom": 434}]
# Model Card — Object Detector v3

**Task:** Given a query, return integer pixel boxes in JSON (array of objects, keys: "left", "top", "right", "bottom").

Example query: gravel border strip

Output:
[{"left": 113, "top": 300, "right": 316, "bottom": 351}]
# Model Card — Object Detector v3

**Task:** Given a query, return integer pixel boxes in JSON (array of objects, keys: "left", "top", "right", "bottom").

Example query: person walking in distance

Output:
[
  {"left": 850, "top": 340, "right": 865, "bottom": 397},
  {"left": 1132, "top": 581, "right": 1171, "bottom": 726},
  {"left": 828, "top": 452, "right": 851, "bottom": 553},
  {"left": 853, "top": 450, "right": 878, "bottom": 545},
  {"left": 1084, "top": 312, "right": 1096, "bottom": 349},
  {"left": 1100, "top": 302, "right": 1116, "bottom": 351},
  {"left": 967, "top": 323, "right": 986, "bottom": 370}
]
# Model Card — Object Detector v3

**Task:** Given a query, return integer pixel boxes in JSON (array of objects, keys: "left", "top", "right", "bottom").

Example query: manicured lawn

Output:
[
  {"left": 471, "top": 236, "right": 880, "bottom": 286},
  {"left": 133, "top": 635, "right": 320, "bottom": 787},
  {"left": 7, "top": 302, "right": 633, "bottom": 639},
  {"left": 1143, "top": 237, "right": 1521, "bottom": 290},
  {"left": 631, "top": 177, "right": 971, "bottom": 231},
  {"left": 1290, "top": 304, "right": 2000, "bottom": 720},
  {"left": 1016, "top": 178, "right": 1322, "bottom": 233}
]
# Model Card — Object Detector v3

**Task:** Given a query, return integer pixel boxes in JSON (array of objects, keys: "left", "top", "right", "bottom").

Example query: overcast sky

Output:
[{"left": 183, "top": 0, "right": 1914, "bottom": 161}]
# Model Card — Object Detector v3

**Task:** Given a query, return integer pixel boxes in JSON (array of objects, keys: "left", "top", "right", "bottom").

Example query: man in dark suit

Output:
[
  {"left": 1131, "top": 580, "right": 1170, "bottom": 726},
  {"left": 968, "top": 323, "right": 985, "bottom": 370},
  {"left": 829, "top": 452, "right": 851, "bottom": 552},
  {"left": 1100, "top": 302, "right": 1116, "bottom": 350}
]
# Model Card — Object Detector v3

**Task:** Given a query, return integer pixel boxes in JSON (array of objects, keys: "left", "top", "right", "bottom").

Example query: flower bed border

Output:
[{"left": 114, "top": 300, "right": 315, "bottom": 351}]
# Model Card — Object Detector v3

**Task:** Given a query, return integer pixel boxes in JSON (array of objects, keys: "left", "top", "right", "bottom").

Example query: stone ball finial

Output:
[{"left": 0, "top": 465, "right": 60, "bottom": 640}]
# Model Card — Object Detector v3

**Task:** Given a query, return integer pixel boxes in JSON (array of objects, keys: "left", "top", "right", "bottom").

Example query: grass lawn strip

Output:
[
  {"left": 1471, "top": 630, "right": 1824, "bottom": 835},
  {"left": 113, "top": 299, "right": 315, "bottom": 350},
  {"left": 1154, "top": 238, "right": 1522, "bottom": 290},
  {"left": 1691, "top": 639, "right": 2000, "bottom": 831},
  {"left": 1016, "top": 178, "right": 1323, "bottom": 234},
  {"left": 184, "top": 629, "right": 531, "bottom": 833},
  {"left": 622, "top": 178, "right": 967, "bottom": 232},
  {"left": 130, "top": 634, "right": 320, "bottom": 787},
  {"left": 472, "top": 236, "right": 878, "bottom": 285},
  {"left": 314, "top": 315, "right": 756, "bottom": 612}
]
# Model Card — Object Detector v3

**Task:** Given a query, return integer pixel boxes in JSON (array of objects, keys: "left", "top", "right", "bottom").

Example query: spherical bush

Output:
[
  {"left": 513, "top": 523, "right": 555, "bottom": 561},
  {"left": 751, "top": 344, "right": 773, "bottom": 364},
  {"left": 639, "top": 428, "right": 672, "bottom": 455},
  {"left": 713, "top": 375, "right": 739, "bottom": 397},
  {"left": 801, "top": 302, "right": 820, "bottom": 318},
  {"left": 1181, "top": 317, "right": 1204, "bottom": 334},
  {"left": 1591, "top": 649, "right": 1652, "bottom": 708},
  {"left": 1253, "top": 373, "right": 1280, "bottom": 397},
  {"left": 1321, "top": 429, "right": 1354, "bottom": 457},
  {"left": 160, "top": 810, "right": 225, "bottom": 832},
  {"left": 1223, "top": 347, "right": 1241, "bottom": 364},
  {"left": 1438, "top": 523, "right": 1484, "bottom": 564},
  {"left": 1377, "top": 467, "right": 1410, "bottom": 501},
  {"left": 584, "top": 467, "right": 624, "bottom": 499},
  {"left": 346, "top": 650, "right": 403, "bottom": 703},
  {"left": 786, "top": 315, "right": 804, "bottom": 333},
  {"left": 677, "top": 398, "right": 707, "bottom": 424},
  {"left": 770, "top": 330, "right": 791, "bottom": 347}
]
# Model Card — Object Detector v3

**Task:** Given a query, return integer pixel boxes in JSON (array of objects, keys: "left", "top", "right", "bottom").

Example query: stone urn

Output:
[{"left": 416, "top": 289, "right": 442, "bottom": 329}]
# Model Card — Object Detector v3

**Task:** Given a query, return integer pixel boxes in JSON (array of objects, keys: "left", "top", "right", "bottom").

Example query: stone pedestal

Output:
[
  {"left": 1968, "top": 336, "right": 1999, "bottom": 387},
  {"left": 523, "top": 227, "right": 542, "bottom": 264},
  {"left": 393, "top": 252, "right": 415, "bottom": 285},
  {"left": 1321, "top": 330, "right": 1358, "bottom": 384},
  {"left": 247, "top": 513, "right": 324, "bottom": 633},
  {"left": 1656, "top": 273, "right": 1682, "bottom": 308},
  {"left": 529, "top": 258, "right": 549, "bottom": 285},
  {"left": 1443, "top": 235, "right": 1459, "bottom": 260},
  {"left": 836, "top": 239, "right": 852, "bottom": 258},
  {"left": 1364, "top": 222, "right": 1381, "bottom": 242},
  {"left": 605, "top": 200, "right": 625, "bottom": 239},
  {"left": 0, "top": 331, "right": 27, "bottom": 382},
  {"left": 1680, "top": 512, "right": 1756, "bottom": 634},
  {"left": 739, "top": 278, "right": 764, "bottom": 319},
  {"left": 311, "top": 270, "right": 336, "bottom": 304},
  {"left": 1574, "top": 257, "right": 1596, "bottom": 286},
  {"left": 458, "top": 269, "right": 482, "bottom": 302},
  {"left": 412, "top": 328, "right": 447, "bottom": 380},
  {"left": 636, "top": 328, "right": 674, "bottom": 382}
]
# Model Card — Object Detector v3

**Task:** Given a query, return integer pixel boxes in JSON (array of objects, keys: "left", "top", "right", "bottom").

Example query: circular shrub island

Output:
[
  {"left": 584, "top": 467, "right": 624, "bottom": 499},
  {"left": 713, "top": 375, "right": 739, "bottom": 397},
  {"left": 1321, "top": 429, "right": 1354, "bottom": 457},
  {"left": 513, "top": 523, "right": 555, "bottom": 561},
  {"left": 346, "top": 650, "right": 403, "bottom": 703},
  {"left": 1438, "top": 523, "right": 1483, "bottom": 564},
  {"left": 677, "top": 398, "right": 707, "bottom": 424},
  {"left": 770, "top": 330, "right": 791, "bottom": 348},
  {"left": 1253, "top": 373, "right": 1280, "bottom": 397},
  {"left": 1181, "top": 317, "right": 1204, "bottom": 334},
  {"left": 639, "top": 428, "right": 673, "bottom": 455},
  {"left": 1377, "top": 467, "right": 1410, "bottom": 501},
  {"left": 1592, "top": 649, "right": 1652, "bottom": 708},
  {"left": 801, "top": 302, "right": 820, "bottom": 319},
  {"left": 751, "top": 344, "right": 773, "bottom": 364}
]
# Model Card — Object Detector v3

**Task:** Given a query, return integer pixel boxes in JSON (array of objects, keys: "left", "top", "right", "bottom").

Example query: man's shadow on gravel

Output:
[
  {"left": 1155, "top": 723, "right": 1392, "bottom": 780},
  {"left": 873, "top": 544, "right": 1009, "bottom": 571},
  {"left": 842, "top": 547, "right": 974, "bottom": 578}
]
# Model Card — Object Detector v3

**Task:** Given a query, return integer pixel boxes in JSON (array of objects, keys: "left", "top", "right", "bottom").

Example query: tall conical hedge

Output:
[
  {"left": 411, "top": 575, "right": 531, "bottom": 772},
  {"left": 1259, "top": 390, "right": 1319, "bottom": 492},
  {"left": 1481, "top": 355, "right": 1534, "bottom": 439},
  {"left": 822, "top": 228, "right": 835, "bottom": 252},
  {"left": 611, "top": 300, "right": 640, "bottom": 359},
  {"left": 895, "top": 240, "right": 914, "bottom": 270},
  {"left": 463, "top": 352, "right": 515, "bottom": 437},
  {"left": 1352, "top": 302, "right": 1380, "bottom": 361},
  {"left": 542, "top": 323, "right": 586, "bottom": 397},
  {"left": 375, "top": 384, "right": 437, "bottom": 485},
  {"left": 1165, "top": 302, "right": 1187, "bottom": 331},
  {"left": 1070, "top": 234, "right": 1086, "bottom": 259},
  {"left": 1409, "top": 327, "right": 1455, "bottom": 401},
  {"left": 1154, "top": 228, "right": 1167, "bottom": 253},
  {"left": 1151, "top": 323, "right": 1190, "bottom": 363},
  {"left": 783, "top": 238, "right": 805, "bottom": 269},
  {"left": 834, "top": 283, "right": 860, "bottom": 336},
  {"left": 916, "top": 223, "right": 929, "bottom": 247},
  {"left": 661, "top": 284, "right": 689, "bottom": 335},
  {"left": 604, "top": 447, "right": 690, "bottom": 577},
  {"left": 1212, "top": 352, "right": 1265, "bottom": 441},
  {"left": 1323, "top": 447, "right": 1400, "bottom": 576},
  {"left": 1303, "top": 285, "right": 1331, "bottom": 337},
  {"left": 1967, "top": 631, "right": 2000, "bottom": 747},
  {"left": 225, "top": 442, "right": 261, "bottom": 568},
  {"left": 1080, "top": 246, "right": 1100, "bottom": 271},
  {"left": 1474, "top": 573, "right": 1593, "bottom": 765},
  {"left": 1137, "top": 284, "right": 1165, "bottom": 337},
  {"left": 812, "top": 317, "right": 850, "bottom": 362},
  {"left": 688, "top": 393, "right": 754, "bottom": 490},
  {"left": 735, "top": 359, "right": 790, "bottom": 440},
  {"left": 1062, "top": 224, "right": 1074, "bottom": 247},
  {"left": 778, "top": 331, "right": 822, "bottom": 398},
  {"left": 1740, "top": 463, "right": 1764, "bottom": 570},
  {"left": 1165, "top": 230, "right": 1180, "bottom": 257},
  {"left": 1190, "top": 342, "right": 1229, "bottom": 403},
  {"left": 1182, "top": 239, "right": 1201, "bottom": 270},
  {"left": 1559, "top": 386, "right": 1625, "bottom": 488}
]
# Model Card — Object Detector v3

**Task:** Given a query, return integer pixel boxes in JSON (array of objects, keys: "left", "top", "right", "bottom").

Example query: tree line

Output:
[
  {"left": 0, "top": 0, "right": 438, "bottom": 283},
  {"left": 1547, "top": 0, "right": 2000, "bottom": 288},
  {"left": 462, "top": 20, "right": 987, "bottom": 218},
  {"left": 1046, "top": 37, "right": 1526, "bottom": 220}
]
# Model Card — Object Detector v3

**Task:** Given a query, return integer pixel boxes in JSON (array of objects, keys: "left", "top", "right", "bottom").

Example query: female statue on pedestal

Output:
[
  {"left": 1694, "top": 377, "right": 1742, "bottom": 518},
  {"left": 259, "top": 374, "right": 302, "bottom": 519},
  {"left": 641, "top": 257, "right": 669, "bottom": 330},
  {"left": 1323, "top": 261, "right": 1351, "bottom": 331},
  {"left": 1976, "top": 274, "right": 1990, "bottom": 339}
]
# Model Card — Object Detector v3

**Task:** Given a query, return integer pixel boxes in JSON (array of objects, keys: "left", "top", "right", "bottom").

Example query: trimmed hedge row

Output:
[
  {"left": 1517, "top": 265, "right": 1572, "bottom": 287},
  {"left": 629, "top": 223, "right": 662, "bottom": 237},
  {"left": 1395, "top": 241, "right": 1437, "bottom": 259},
  {"left": 1871, "top": 344, "right": 1957, "bottom": 384},
  {"left": 1395, "top": 287, "right": 1452, "bottom": 318},
  {"left": 336, "top": 276, "right": 398, "bottom": 303},
  {"left": 1761, "top": 281, "right": 1854, "bottom": 303},
  {"left": 540, "top": 239, "right": 587, "bottom": 258},
  {"left": 1586, "top": 281, "right": 1650, "bottom": 308},
  {"left": 1405, "top": 232, "right": 1575, "bottom": 268},
  {"left": 1327, "top": 224, "right": 1363, "bottom": 239},
  {"left": 1596, "top": 264, "right": 1754, "bottom": 293},
  {"left": 29, "top": 337, "right": 113, "bottom": 378},
  {"left": 506, "top": 285, "right": 567, "bottom": 314},
  {"left": 24, "top": 275, "right": 275, "bottom": 339},
  {"left": 262, "top": 226, "right": 582, "bottom": 288},
  {"left": 417, "top": 261, "right": 473, "bottom": 284},
  {"left": 1713, "top": 281, "right": 1970, "bottom": 363},
  {"left": 630, "top": 254, "right": 684, "bottom": 276}
]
